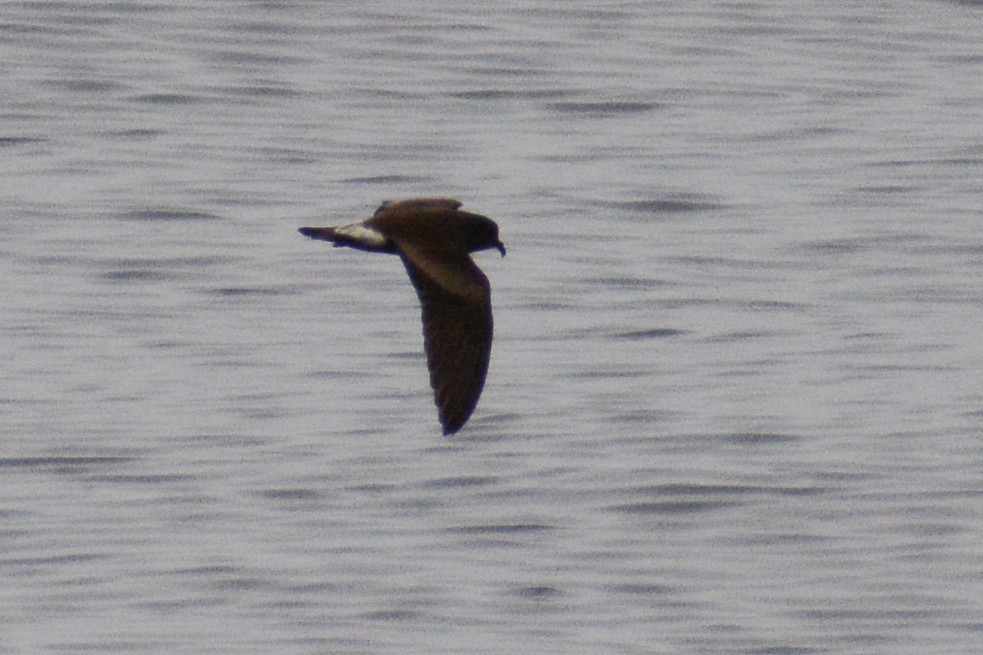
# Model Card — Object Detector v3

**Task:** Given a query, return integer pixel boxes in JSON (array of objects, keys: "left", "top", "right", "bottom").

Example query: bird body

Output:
[{"left": 299, "top": 198, "right": 505, "bottom": 435}]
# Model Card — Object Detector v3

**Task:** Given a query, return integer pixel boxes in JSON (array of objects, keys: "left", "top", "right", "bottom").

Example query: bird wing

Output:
[{"left": 396, "top": 242, "right": 493, "bottom": 435}]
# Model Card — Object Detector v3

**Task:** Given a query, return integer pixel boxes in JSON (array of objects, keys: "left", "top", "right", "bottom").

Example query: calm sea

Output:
[{"left": 2, "top": 1, "right": 982, "bottom": 653}]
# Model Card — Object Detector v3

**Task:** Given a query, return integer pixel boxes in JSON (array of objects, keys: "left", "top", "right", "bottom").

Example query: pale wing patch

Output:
[{"left": 397, "top": 242, "right": 486, "bottom": 300}]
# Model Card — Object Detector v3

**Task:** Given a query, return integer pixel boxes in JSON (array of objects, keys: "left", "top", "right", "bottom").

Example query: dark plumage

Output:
[{"left": 299, "top": 198, "right": 505, "bottom": 435}]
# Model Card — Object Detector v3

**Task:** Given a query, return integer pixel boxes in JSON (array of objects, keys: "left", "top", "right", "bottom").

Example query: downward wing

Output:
[{"left": 397, "top": 242, "right": 493, "bottom": 435}]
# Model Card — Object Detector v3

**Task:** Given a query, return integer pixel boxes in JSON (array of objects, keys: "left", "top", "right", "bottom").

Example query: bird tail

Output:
[
  {"left": 298, "top": 223, "right": 392, "bottom": 253},
  {"left": 298, "top": 226, "right": 344, "bottom": 244}
]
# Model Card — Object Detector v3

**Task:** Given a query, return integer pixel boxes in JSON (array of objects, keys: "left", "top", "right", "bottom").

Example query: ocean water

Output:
[{"left": 2, "top": 1, "right": 982, "bottom": 653}]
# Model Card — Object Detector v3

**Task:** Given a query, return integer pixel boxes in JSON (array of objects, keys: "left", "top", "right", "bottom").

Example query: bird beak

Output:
[{"left": 496, "top": 241, "right": 506, "bottom": 257}]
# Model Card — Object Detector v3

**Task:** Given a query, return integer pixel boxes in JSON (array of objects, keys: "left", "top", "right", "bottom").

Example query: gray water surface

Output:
[{"left": 2, "top": 2, "right": 982, "bottom": 653}]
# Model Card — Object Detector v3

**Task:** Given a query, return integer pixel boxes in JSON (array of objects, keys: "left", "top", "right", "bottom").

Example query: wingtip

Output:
[{"left": 439, "top": 413, "right": 465, "bottom": 436}]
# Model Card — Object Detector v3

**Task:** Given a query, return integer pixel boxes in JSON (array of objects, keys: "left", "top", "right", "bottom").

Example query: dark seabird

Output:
[{"left": 299, "top": 198, "right": 505, "bottom": 435}]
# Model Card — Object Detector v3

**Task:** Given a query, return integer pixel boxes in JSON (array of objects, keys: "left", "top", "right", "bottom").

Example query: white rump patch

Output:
[{"left": 336, "top": 222, "right": 388, "bottom": 248}]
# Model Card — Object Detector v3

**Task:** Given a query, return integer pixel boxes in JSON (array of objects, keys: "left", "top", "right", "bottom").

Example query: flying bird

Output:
[{"left": 299, "top": 198, "right": 505, "bottom": 435}]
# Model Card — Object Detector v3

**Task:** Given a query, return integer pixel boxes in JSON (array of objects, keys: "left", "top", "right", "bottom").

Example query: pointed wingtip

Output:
[
  {"left": 437, "top": 400, "right": 474, "bottom": 436},
  {"left": 439, "top": 410, "right": 466, "bottom": 435}
]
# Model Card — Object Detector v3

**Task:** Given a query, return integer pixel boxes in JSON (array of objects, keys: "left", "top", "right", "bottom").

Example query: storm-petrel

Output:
[{"left": 299, "top": 198, "right": 505, "bottom": 435}]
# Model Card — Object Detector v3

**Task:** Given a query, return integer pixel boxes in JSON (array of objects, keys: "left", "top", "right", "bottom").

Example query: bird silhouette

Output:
[{"left": 299, "top": 198, "right": 505, "bottom": 435}]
